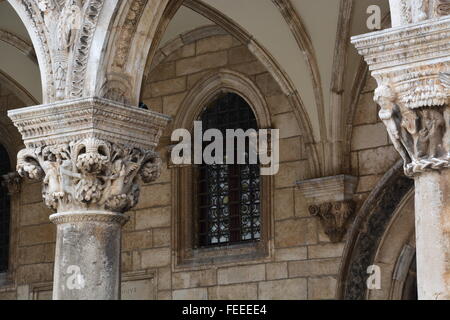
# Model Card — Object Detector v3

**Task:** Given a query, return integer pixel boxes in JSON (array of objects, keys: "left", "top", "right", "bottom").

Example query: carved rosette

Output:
[
  {"left": 8, "top": 97, "right": 170, "bottom": 214},
  {"left": 352, "top": 17, "right": 450, "bottom": 176},
  {"left": 309, "top": 201, "right": 355, "bottom": 243}
]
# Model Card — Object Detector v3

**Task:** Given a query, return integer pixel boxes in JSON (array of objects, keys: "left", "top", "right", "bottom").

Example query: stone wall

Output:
[
  {"left": 350, "top": 74, "right": 400, "bottom": 207},
  {"left": 0, "top": 30, "right": 401, "bottom": 301}
]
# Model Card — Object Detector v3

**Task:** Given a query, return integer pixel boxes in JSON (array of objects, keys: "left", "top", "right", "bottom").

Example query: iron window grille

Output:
[{"left": 196, "top": 93, "right": 261, "bottom": 247}]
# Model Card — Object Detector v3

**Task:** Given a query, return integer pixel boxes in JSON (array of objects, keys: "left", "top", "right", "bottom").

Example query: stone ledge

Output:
[
  {"left": 8, "top": 97, "right": 171, "bottom": 150},
  {"left": 295, "top": 175, "right": 357, "bottom": 203}
]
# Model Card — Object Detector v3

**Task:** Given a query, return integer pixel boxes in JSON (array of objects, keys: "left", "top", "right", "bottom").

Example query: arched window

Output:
[
  {"left": 196, "top": 93, "right": 261, "bottom": 247},
  {"left": 0, "top": 144, "right": 10, "bottom": 273}
]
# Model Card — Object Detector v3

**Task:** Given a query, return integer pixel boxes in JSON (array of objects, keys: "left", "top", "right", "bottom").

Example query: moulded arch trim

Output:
[
  {"left": 337, "top": 160, "right": 414, "bottom": 299},
  {"left": 173, "top": 69, "right": 272, "bottom": 131}
]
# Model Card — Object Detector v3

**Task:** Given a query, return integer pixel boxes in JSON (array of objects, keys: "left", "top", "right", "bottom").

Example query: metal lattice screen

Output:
[
  {"left": 0, "top": 144, "right": 10, "bottom": 273},
  {"left": 197, "top": 93, "right": 261, "bottom": 247}
]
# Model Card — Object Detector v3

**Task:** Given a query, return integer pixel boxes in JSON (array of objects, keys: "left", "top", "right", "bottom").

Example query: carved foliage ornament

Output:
[
  {"left": 17, "top": 138, "right": 161, "bottom": 213},
  {"left": 309, "top": 201, "right": 355, "bottom": 243}
]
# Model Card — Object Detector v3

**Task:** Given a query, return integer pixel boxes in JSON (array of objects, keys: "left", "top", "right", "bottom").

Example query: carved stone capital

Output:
[
  {"left": 352, "top": 17, "right": 450, "bottom": 176},
  {"left": 390, "top": 0, "right": 450, "bottom": 27},
  {"left": 1, "top": 172, "right": 22, "bottom": 195},
  {"left": 309, "top": 200, "right": 355, "bottom": 243},
  {"left": 8, "top": 98, "right": 170, "bottom": 213}
]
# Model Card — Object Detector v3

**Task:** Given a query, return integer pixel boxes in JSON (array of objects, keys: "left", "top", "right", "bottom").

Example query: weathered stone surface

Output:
[
  {"left": 229, "top": 45, "right": 256, "bottom": 65},
  {"left": 135, "top": 184, "right": 171, "bottom": 209},
  {"left": 358, "top": 146, "right": 399, "bottom": 176},
  {"left": 308, "top": 277, "right": 337, "bottom": 300},
  {"left": 256, "top": 73, "right": 283, "bottom": 96},
  {"left": 352, "top": 123, "right": 389, "bottom": 151},
  {"left": 218, "top": 264, "right": 265, "bottom": 285},
  {"left": 353, "top": 92, "right": 378, "bottom": 125},
  {"left": 19, "top": 224, "right": 55, "bottom": 246},
  {"left": 122, "top": 230, "right": 153, "bottom": 251},
  {"left": 266, "top": 94, "right": 291, "bottom": 115},
  {"left": 158, "top": 267, "right": 172, "bottom": 291},
  {"left": 259, "top": 278, "right": 307, "bottom": 300},
  {"left": 208, "top": 284, "right": 258, "bottom": 300},
  {"left": 162, "top": 92, "right": 187, "bottom": 117},
  {"left": 176, "top": 52, "right": 228, "bottom": 76},
  {"left": 152, "top": 228, "right": 171, "bottom": 247},
  {"left": 275, "top": 161, "right": 306, "bottom": 188},
  {"left": 148, "top": 62, "right": 176, "bottom": 82},
  {"left": 149, "top": 77, "right": 186, "bottom": 97},
  {"left": 266, "top": 262, "right": 288, "bottom": 280},
  {"left": 288, "top": 259, "right": 341, "bottom": 277},
  {"left": 275, "top": 247, "right": 308, "bottom": 262},
  {"left": 173, "top": 288, "right": 208, "bottom": 300},
  {"left": 135, "top": 206, "right": 171, "bottom": 229},
  {"left": 17, "top": 263, "right": 53, "bottom": 285},
  {"left": 173, "top": 269, "right": 217, "bottom": 289},
  {"left": 308, "top": 243, "right": 345, "bottom": 259},
  {"left": 141, "top": 247, "right": 171, "bottom": 268},
  {"left": 274, "top": 188, "right": 294, "bottom": 220},
  {"left": 197, "top": 35, "right": 234, "bottom": 54},
  {"left": 275, "top": 218, "right": 317, "bottom": 248},
  {"left": 18, "top": 244, "right": 55, "bottom": 265},
  {"left": 20, "top": 203, "right": 52, "bottom": 226},
  {"left": 273, "top": 112, "right": 301, "bottom": 139}
]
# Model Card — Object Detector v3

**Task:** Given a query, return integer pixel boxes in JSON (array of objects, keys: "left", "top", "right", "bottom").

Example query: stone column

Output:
[
  {"left": 352, "top": 2, "right": 450, "bottom": 299},
  {"left": 8, "top": 98, "right": 169, "bottom": 300}
]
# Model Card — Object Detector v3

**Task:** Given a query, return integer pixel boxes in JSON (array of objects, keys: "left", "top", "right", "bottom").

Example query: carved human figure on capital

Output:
[
  {"left": 374, "top": 81, "right": 450, "bottom": 175},
  {"left": 16, "top": 137, "right": 162, "bottom": 213}
]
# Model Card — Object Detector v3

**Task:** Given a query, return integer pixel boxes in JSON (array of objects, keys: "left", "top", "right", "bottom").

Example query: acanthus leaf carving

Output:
[{"left": 16, "top": 138, "right": 162, "bottom": 213}]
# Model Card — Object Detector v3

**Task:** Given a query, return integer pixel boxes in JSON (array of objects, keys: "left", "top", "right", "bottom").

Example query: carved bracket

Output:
[{"left": 309, "top": 200, "right": 355, "bottom": 243}]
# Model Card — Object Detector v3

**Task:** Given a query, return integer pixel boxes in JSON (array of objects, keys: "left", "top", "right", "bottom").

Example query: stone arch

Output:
[
  {"left": 172, "top": 69, "right": 272, "bottom": 131},
  {"left": 167, "top": 66, "right": 275, "bottom": 266},
  {"left": 337, "top": 160, "right": 415, "bottom": 299},
  {"left": 150, "top": 1, "right": 321, "bottom": 177}
]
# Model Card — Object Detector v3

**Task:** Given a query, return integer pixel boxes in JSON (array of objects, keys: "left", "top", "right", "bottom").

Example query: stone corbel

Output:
[
  {"left": 1, "top": 172, "right": 22, "bottom": 195},
  {"left": 296, "top": 175, "right": 357, "bottom": 242},
  {"left": 309, "top": 200, "right": 355, "bottom": 243}
]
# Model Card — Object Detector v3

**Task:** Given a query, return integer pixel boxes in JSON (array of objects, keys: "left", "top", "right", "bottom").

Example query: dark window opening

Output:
[
  {"left": 197, "top": 93, "right": 261, "bottom": 247},
  {"left": 0, "top": 144, "right": 10, "bottom": 273}
]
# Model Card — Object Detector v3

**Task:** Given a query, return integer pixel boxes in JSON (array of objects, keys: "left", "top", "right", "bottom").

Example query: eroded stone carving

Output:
[
  {"left": 1, "top": 172, "right": 22, "bottom": 195},
  {"left": 374, "top": 83, "right": 450, "bottom": 175},
  {"left": 352, "top": 17, "right": 450, "bottom": 176},
  {"left": 309, "top": 200, "right": 355, "bottom": 243},
  {"left": 390, "top": 0, "right": 450, "bottom": 26},
  {"left": 8, "top": 97, "right": 170, "bottom": 214},
  {"left": 17, "top": 138, "right": 161, "bottom": 213}
]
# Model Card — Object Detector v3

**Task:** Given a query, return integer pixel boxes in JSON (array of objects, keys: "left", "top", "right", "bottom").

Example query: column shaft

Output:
[{"left": 415, "top": 170, "right": 450, "bottom": 299}]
